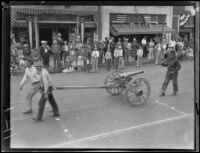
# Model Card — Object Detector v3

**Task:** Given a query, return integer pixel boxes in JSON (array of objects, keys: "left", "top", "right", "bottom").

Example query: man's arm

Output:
[
  {"left": 20, "top": 69, "right": 28, "bottom": 88},
  {"left": 176, "top": 60, "right": 181, "bottom": 71}
]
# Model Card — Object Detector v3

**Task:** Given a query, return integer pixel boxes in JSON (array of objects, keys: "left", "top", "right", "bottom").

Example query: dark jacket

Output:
[{"left": 161, "top": 55, "right": 181, "bottom": 73}]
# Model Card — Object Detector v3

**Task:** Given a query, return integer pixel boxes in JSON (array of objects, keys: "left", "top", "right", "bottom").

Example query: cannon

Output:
[{"left": 55, "top": 70, "right": 151, "bottom": 106}]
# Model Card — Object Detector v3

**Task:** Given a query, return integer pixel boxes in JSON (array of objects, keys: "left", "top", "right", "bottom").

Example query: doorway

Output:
[
  {"left": 39, "top": 28, "right": 52, "bottom": 46},
  {"left": 57, "top": 28, "right": 69, "bottom": 42}
]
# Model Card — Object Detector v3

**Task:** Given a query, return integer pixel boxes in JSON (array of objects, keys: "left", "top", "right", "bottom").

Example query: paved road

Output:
[{"left": 10, "top": 60, "right": 195, "bottom": 149}]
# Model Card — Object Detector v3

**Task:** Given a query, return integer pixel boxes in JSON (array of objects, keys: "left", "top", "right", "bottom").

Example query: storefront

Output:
[
  {"left": 100, "top": 6, "right": 174, "bottom": 41},
  {"left": 110, "top": 13, "right": 174, "bottom": 42},
  {"left": 11, "top": 5, "right": 98, "bottom": 49}
]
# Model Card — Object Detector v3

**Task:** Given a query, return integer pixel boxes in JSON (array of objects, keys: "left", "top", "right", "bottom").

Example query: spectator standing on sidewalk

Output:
[
  {"left": 91, "top": 44, "right": 99, "bottom": 73},
  {"left": 39, "top": 41, "right": 51, "bottom": 68},
  {"left": 109, "top": 37, "right": 116, "bottom": 65},
  {"left": 103, "top": 37, "right": 109, "bottom": 56},
  {"left": 97, "top": 40, "right": 104, "bottom": 64},
  {"left": 61, "top": 41, "right": 69, "bottom": 68},
  {"left": 33, "top": 61, "right": 60, "bottom": 121},
  {"left": 123, "top": 38, "right": 129, "bottom": 65},
  {"left": 56, "top": 33, "right": 64, "bottom": 61},
  {"left": 114, "top": 45, "right": 124, "bottom": 70},
  {"left": 137, "top": 45, "right": 143, "bottom": 67},
  {"left": 159, "top": 50, "right": 181, "bottom": 96},
  {"left": 131, "top": 38, "right": 139, "bottom": 61},
  {"left": 105, "top": 48, "right": 112, "bottom": 71},
  {"left": 162, "top": 39, "right": 169, "bottom": 59},
  {"left": 51, "top": 40, "right": 62, "bottom": 70},
  {"left": 141, "top": 36, "right": 148, "bottom": 59},
  {"left": 148, "top": 39, "right": 155, "bottom": 60},
  {"left": 155, "top": 39, "right": 163, "bottom": 65}
]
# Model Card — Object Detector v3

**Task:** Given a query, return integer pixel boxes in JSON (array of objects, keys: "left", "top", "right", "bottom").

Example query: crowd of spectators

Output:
[{"left": 10, "top": 33, "right": 194, "bottom": 76}]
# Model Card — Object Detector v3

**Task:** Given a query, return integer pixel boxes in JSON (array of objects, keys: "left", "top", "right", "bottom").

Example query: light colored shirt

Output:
[
  {"left": 62, "top": 45, "right": 69, "bottom": 52},
  {"left": 137, "top": 49, "right": 143, "bottom": 57},
  {"left": 105, "top": 52, "right": 112, "bottom": 60},
  {"left": 39, "top": 68, "right": 52, "bottom": 94},
  {"left": 20, "top": 66, "right": 40, "bottom": 87},
  {"left": 169, "top": 40, "right": 176, "bottom": 48},
  {"left": 92, "top": 50, "right": 99, "bottom": 58},
  {"left": 141, "top": 39, "right": 147, "bottom": 45},
  {"left": 114, "top": 48, "right": 123, "bottom": 57}
]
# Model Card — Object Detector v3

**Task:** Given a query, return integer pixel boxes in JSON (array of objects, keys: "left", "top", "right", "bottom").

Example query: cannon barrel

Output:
[
  {"left": 55, "top": 85, "right": 115, "bottom": 90},
  {"left": 119, "top": 70, "right": 144, "bottom": 78}
]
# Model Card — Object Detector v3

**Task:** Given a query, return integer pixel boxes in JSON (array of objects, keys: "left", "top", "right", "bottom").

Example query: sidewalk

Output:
[{"left": 12, "top": 56, "right": 194, "bottom": 76}]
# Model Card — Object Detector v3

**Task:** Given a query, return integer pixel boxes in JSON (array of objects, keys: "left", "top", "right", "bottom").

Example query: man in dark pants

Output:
[
  {"left": 160, "top": 50, "right": 181, "bottom": 96},
  {"left": 33, "top": 61, "right": 59, "bottom": 121}
]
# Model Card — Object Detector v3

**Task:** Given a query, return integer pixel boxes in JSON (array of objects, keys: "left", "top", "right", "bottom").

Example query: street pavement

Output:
[{"left": 10, "top": 60, "right": 195, "bottom": 149}]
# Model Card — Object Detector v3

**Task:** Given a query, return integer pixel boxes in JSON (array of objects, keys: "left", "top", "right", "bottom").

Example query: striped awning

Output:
[
  {"left": 110, "top": 24, "right": 175, "bottom": 36},
  {"left": 11, "top": 7, "right": 97, "bottom": 16}
]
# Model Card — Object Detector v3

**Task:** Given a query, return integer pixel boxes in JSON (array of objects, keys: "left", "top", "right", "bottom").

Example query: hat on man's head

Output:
[
  {"left": 41, "top": 40, "right": 47, "bottom": 44},
  {"left": 34, "top": 61, "right": 43, "bottom": 67}
]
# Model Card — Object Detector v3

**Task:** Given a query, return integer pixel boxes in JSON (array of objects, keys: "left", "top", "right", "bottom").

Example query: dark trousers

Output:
[
  {"left": 106, "top": 59, "right": 112, "bottom": 70},
  {"left": 37, "top": 86, "right": 59, "bottom": 120},
  {"left": 114, "top": 57, "right": 119, "bottom": 70},
  {"left": 142, "top": 45, "right": 148, "bottom": 58},
  {"left": 42, "top": 53, "right": 50, "bottom": 67},
  {"left": 161, "top": 71, "right": 178, "bottom": 93}
]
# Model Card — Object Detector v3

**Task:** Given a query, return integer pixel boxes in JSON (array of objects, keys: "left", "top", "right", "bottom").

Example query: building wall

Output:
[{"left": 101, "top": 6, "right": 173, "bottom": 40}]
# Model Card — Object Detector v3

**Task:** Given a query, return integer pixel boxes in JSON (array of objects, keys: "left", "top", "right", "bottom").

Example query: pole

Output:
[
  {"left": 177, "top": 14, "right": 180, "bottom": 37},
  {"left": 81, "top": 21, "right": 85, "bottom": 44}
]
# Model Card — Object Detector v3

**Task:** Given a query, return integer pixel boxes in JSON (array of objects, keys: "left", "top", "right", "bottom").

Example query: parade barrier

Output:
[{"left": 55, "top": 70, "right": 151, "bottom": 106}]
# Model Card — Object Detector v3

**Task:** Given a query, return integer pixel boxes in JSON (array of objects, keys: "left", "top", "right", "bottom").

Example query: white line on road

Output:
[
  {"left": 49, "top": 113, "right": 193, "bottom": 148},
  {"left": 154, "top": 100, "right": 187, "bottom": 115}
]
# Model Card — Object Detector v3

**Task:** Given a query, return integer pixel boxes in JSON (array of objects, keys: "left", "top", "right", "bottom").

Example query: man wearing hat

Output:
[
  {"left": 159, "top": 50, "right": 181, "bottom": 96},
  {"left": 39, "top": 40, "right": 51, "bottom": 68},
  {"left": 33, "top": 61, "right": 60, "bottom": 121},
  {"left": 20, "top": 57, "right": 40, "bottom": 114}
]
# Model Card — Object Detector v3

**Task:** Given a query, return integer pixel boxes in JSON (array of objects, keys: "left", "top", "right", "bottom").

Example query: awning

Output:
[
  {"left": 110, "top": 24, "right": 175, "bottom": 36},
  {"left": 85, "top": 22, "right": 96, "bottom": 28},
  {"left": 11, "top": 7, "right": 97, "bottom": 16}
]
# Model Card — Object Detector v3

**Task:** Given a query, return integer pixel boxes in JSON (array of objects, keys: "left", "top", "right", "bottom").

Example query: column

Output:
[
  {"left": 80, "top": 17, "right": 85, "bottom": 43},
  {"left": 34, "top": 15, "right": 39, "bottom": 50},
  {"left": 76, "top": 16, "right": 80, "bottom": 35},
  {"left": 27, "top": 16, "right": 33, "bottom": 49}
]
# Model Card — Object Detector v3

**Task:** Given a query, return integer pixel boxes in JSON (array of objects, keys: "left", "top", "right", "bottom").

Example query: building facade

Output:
[
  {"left": 11, "top": 5, "right": 99, "bottom": 49},
  {"left": 100, "top": 6, "right": 174, "bottom": 42}
]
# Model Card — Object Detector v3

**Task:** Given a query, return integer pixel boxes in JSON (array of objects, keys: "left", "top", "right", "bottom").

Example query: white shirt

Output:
[
  {"left": 39, "top": 68, "right": 52, "bottom": 93},
  {"left": 114, "top": 49, "right": 123, "bottom": 57},
  {"left": 137, "top": 48, "right": 143, "bottom": 57},
  {"left": 141, "top": 39, "right": 147, "bottom": 45},
  {"left": 169, "top": 40, "right": 176, "bottom": 48},
  {"left": 92, "top": 51, "right": 99, "bottom": 58},
  {"left": 20, "top": 66, "right": 40, "bottom": 87}
]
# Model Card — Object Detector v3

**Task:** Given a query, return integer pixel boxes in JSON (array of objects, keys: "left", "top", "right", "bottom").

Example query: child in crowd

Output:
[
  {"left": 77, "top": 53, "right": 84, "bottom": 72},
  {"left": 105, "top": 48, "right": 112, "bottom": 71},
  {"left": 137, "top": 45, "right": 143, "bottom": 67}
]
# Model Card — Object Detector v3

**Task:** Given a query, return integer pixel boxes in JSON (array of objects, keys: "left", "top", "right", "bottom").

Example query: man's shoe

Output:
[
  {"left": 23, "top": 110, "right": 33, "bottom": 114},
  {"left": 159, "top": 92, "right": 165, "bottom": 96},
  {"left": 50, "top": 114, "right": 60, "bottom": 117},
  {"left": 32, "top": 118, "right": 42, "bottom": 122}
]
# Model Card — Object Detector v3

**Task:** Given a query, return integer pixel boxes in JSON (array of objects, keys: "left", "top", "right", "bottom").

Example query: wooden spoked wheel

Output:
[
  {"left": 125, "top": 78, "right": 151, "bottom": 106},
  {"left": 104, "top": 70, "right": 125, "bottom": 95}
]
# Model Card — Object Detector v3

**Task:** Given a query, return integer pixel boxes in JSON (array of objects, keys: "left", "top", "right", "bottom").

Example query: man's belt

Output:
[{"left": 32, "top": 81, "right": 40, "bottom": 85}]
